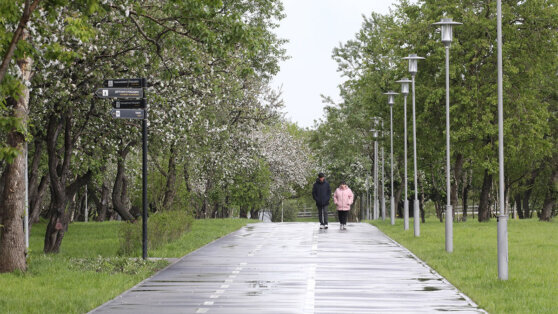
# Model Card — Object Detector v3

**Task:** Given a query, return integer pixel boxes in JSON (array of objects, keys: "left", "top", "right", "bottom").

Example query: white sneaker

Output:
[
  {"left": 319, "top": 225, "right": 324, "bottom": 229},
  {"left": 342, "top": 224, "right": 347, "bottom": 230},
  {"left": 339, "top": 224, "right": 343, "bottom": 230},
  {"left": 324, "top": 225, "right": 328, "bottom": 229}
]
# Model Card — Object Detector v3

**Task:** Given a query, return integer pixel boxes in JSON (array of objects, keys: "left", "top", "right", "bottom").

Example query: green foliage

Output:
[
  {"left": 372, "top": 218, "right": 558, "bottom": 313},
  {"left": 70, "top": 256, "right": 168, "bottom": 275},
  {"left": 118, "top": 211, "right": 194, "bottom": 256}
]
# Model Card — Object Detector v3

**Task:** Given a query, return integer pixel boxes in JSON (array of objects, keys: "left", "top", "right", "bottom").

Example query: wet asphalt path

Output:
[{"left": 91, "top": 222, "right": 484, "bottom": 313}]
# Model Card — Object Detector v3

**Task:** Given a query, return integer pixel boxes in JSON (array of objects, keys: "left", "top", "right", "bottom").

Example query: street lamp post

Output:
[
  {"left": 433, "top": 17, "right": 462, "bottom": 253},
  {"left": 496, "top": 0, "right": 508, "bottom": 280},
  {"left": 381, "top": 120, "right": 386, "bottom": 221},
  {"left": 403, "top": 54, "right": 425, "bottom": 237},
  {"left": 395, "top": 79, "right": 411, "bottom": 230},
  {"left": 372, "top": 127, "right": 379, "bottom": 220},
  {"left": 384, "top": 91, "right": 399, "bottom": 225}
]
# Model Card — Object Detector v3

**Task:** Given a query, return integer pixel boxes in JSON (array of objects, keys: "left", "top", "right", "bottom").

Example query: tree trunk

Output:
[
  {"left": 461, "top": 168, "right": 471, "bottom": 221},
  {"left": 522, "top": 174, "right": 537, "bottom": 219},
  {"left": 44, "top": 112, "right": 92, "bottom": 254},
  {"left": 478, "top": 169, "right": 493, "bottom": 222},
  {"left": 28, "top": 137, "right": 49, "bottom": 227},
  {"left": 349, "top": 195, "right": 359, "bottom": 222},
  {"left": 250, "top": 206, "right": 259, "bottom": 220},
  {"left": 111, "top": 143, "right": 135, "bottom": 221},
  {"left": 0, "top": 50, "right": 33, "bottom": 272},
  {"left": 394, "top": 170, "right": 404, "bottom": 218},
  {"left": 91, "top": 182, "right": 110, "bottom": 222},
  {"left": 239, "top": 206, "right": 248, "bottom": 218},
  {"left": 515, "top": 194, "right": 524, "bottom": 219},
  {"left": 162, "top": 145, "right": 177, "bottom": 209},
  {"left": 540, "top": 168, "right": 557, "bottom": 221},
  {"left": 451, "top": 154, "right": 464, "bottom": 210}
]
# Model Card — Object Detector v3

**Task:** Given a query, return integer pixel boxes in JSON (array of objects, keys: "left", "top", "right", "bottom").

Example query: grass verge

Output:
[
  {"left": 370, "top": 217, "right": 558, "bottom": 313},
  {"left": 0, "top": 218, "right": 254, "bottom": 313}
]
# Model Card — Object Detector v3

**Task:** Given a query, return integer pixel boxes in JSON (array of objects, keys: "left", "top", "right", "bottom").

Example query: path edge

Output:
[{"left": 368, "top": 223, "right": 488, "bottom": 313}]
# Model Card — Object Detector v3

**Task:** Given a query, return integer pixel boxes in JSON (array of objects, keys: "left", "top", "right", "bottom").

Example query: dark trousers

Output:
[
  {"left": 338, "top": 210, "right": 348, "bottom": 225},
  {"left": 317, "top": 205, "right": 328, "bottom": 225}
]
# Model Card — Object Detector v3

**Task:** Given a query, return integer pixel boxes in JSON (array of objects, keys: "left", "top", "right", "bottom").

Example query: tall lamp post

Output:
[
  {"left": 496, "top": 0, "right": 508, "bottom": 280},
  {"left": 372, "top": 127, "right": 379, "bottom": 220},
  {"left": 403, "top": 54, "right": 425, "bottom": 237},
  {"left": 381, "top": 120, "right": 386, "bottom": 221},
  {"left": 395, "top": 78, "right": 411, "bottom": 230},
  {"left": 433, "top": 17, "right": 462, "bottom": 253},
  {"left": 384, "top": 91, "right": 399, "bottom": 225}
]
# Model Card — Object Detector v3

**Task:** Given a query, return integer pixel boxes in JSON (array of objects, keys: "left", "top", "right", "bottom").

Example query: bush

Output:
[
  {"left": 70, "top": 256, "right": 169, "bottom": 275},
  {"left": 118, "top": 211, "right": 194, "bottom": 256}
]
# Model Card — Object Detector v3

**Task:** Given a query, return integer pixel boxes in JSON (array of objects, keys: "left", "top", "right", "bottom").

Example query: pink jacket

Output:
[{"left": 333, "top": 187, "right": 354, "bottom": 211}]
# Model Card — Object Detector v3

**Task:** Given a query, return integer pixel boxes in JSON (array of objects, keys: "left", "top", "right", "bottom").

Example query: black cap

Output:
[{"left": 318, "top": 172, "right": 325, "bottom": 178}]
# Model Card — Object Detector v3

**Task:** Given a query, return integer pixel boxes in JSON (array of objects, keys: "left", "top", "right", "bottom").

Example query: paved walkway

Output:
[{"left": 92, "top": 223, "right": 484, "bottom": 313}]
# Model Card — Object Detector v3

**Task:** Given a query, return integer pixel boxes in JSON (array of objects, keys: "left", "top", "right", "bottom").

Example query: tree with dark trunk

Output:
[
  {"left": 451, "top": 154, "right": 464, "bottom": 212},
  {"left": 44, "top": 112, "right": 92, "bottom": 254},
  {"left": 540, "top": 167, "right": 557, "bottom": 221},
  {"left": 461, "top": 168, "right": 472, "bottom": 221},
  {"left": 162, "top": 144, "right": 177, "bottom": 210},
  {"left": 91, "top": 181, "right": 110, "bottom": 222},
  {"left": 28, "top": 137, "right": 49, "bottom": 228},
  {"left": 478, "top": 169, "right": 493, "bottom": 222},
  {"left": 111, "top": 142, "right": 136, "bottom": 221}
]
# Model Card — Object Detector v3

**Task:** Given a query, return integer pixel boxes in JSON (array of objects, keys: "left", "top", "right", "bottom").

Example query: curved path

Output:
[{"left": 91, "top": 222, "right": 484, "bottom": 313}]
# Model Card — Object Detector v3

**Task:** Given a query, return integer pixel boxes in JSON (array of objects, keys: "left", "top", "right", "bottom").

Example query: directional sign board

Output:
[
  {"left": 113, "top": 99, "right": 146, "bottom": 109},
  {"left": 95, "top": 88, "right": 143, "bottom": 99},
  {"left": 104, "top": 78, "right": 146, "bottom": 88},
  {"left": 111, "top": 109, "right": 145, "bottom": 119}
]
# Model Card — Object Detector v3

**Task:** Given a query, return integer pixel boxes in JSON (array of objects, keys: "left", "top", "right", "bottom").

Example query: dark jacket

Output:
[{"left": 312, "top": 178, "right": 331, "bottom": 207}]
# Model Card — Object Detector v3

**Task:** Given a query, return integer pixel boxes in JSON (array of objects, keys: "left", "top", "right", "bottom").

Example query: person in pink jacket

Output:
[{"left": 333, "top": 180, "right": 354, "bottom": 230}]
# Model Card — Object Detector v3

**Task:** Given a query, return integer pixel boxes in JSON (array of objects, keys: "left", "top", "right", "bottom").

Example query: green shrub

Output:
[
  {"left": 118, "top": 211, "right": 194, "bottom": 256},
  {"left": 70, "top": 256, "right": 168, "bottom": 275}
]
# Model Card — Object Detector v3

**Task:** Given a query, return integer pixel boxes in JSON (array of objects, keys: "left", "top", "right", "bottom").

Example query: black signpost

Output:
[{"left": 96, "top": 78, "right": 148, "bottom": 260}]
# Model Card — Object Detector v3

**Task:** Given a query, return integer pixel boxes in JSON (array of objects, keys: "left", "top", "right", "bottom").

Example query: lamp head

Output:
[
  {"left": 396, "top": 78, "right": 412, "bottom": 95},
  {"left": 384, "top": 91, "right": 399, "bottom": 105},
  {"left": 402, "top": 54, "right": 425, "bottom": 75},
  {"left": 433, "top": 18, "right": 462, "bottom": 46}
]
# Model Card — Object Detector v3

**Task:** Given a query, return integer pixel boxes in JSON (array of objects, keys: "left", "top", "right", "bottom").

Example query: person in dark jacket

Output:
[{"left": 312, "top": 172, "right": 331, "bottom": 229}]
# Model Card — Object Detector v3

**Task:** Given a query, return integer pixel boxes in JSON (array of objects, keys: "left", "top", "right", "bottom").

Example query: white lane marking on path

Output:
[
  {"left": 311, "top": 229, "right": 318, "bottom": 255},
  {"left": 304, "top": 264, "right": 316, "bottom": 313},
  {"left": 196, "top": 262, "right": 246, "bottom": 313}
]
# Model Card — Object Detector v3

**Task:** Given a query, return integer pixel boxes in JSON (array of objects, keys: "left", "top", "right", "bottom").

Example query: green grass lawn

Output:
[
  {"left": 370, "top": 217, "right": 558, "bottom": 314},
  {"left": 0, "top": 218, "right": 254, "bottom": 313}
]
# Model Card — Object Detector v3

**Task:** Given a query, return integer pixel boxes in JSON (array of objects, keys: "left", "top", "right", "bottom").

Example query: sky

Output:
[{"left": 272, "top": 0, "right": 398, "bottom": 129}]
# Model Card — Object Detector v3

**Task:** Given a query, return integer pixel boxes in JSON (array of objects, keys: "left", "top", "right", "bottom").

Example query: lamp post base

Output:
[
  {"left": 381, "top": 197, "right": 386, "bottom": 221},
  {"left": 445, "top": 205, "right": 453, "bottom": 252},
  {"left": 404, "top": 200, "right": 409, "bottom": 230},
  {"left": 497, "top": 214, "right": 508, "bottom": 280},
  {"left": 390, "top": 197, "right": 395, "bottom": 225},
  {"left": 413, "top": 199, "right": 420, "bottom": 237}
]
